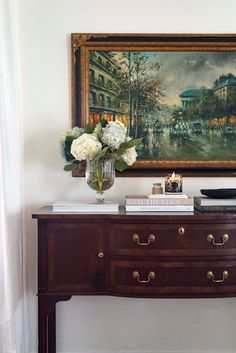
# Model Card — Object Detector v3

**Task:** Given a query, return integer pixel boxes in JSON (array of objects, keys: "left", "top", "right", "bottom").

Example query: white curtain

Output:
[{"left": 0, "top": 0, "right": 29, "bottom": 352}]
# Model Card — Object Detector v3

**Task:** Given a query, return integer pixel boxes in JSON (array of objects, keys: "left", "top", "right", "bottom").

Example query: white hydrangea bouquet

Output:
[
  {"left": 62, "top": 119, "right": 140, "bottom": 171},
  {"left": 61, "top": 119, "right": 141, "bottom": 200},
  {"left": 61, "top": 119, "right": 141, "bottom": 172}
]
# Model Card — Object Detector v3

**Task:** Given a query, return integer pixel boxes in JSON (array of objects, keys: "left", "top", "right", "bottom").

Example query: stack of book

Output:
[
  {"left": 194, "top": 196, "right": 236, "bottom": 212},
  {"left": 125, "top": 194, "right": 194, "bottom": 212},
  {"left": 52, "top": 201, "right": 119, "bottom": 213}
]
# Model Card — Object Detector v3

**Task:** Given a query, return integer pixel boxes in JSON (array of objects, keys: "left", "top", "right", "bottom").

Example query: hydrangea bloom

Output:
[
  {"left": 70, "top": 133, "right": 102, "bottom": 161},
  {"left": 61, "top": 126, "right": 84, "bottom": 144},
  {"left": 122, "top": 147, "right": 138, "bottom": 166},
  {"left": 101, "top": 121, "right": 127, "bottom": 149}
]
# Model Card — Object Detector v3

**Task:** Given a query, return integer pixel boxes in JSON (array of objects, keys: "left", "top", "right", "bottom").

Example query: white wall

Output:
[{"left": 18, "top": 0, "right": 236, "bottom": 352}]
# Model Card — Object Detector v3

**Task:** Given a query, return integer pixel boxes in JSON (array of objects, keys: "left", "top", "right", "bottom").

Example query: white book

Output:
[
  {"left": 53, "top": 201, "right": 119, "bottom": 213},
  {"left": 126, "top": 195, "right": 193, "bottom": 206},
  {"left": 194, "top": 196, "right": 236, "bottom": 206},
  {"left": 125, "top": 205, "right": 194, "bottom": 212},
  {"left": 126, "top": 211, "right": 194, "bottom": 216},
  {"left": 148, "top": 193, "right": 189, "bottom": 199}
]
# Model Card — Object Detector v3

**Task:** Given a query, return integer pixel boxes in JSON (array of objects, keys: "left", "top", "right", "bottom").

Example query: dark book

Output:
[
  {"left": 194, "top": 204, "right": 236, "bottom": 212},
  {"left": 194, "top": 196, "right": 236, "bottom": 206}
]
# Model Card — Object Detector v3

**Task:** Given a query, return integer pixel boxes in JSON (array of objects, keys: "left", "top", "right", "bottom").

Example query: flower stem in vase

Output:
[{"left": 86, "top": 158, "right": 115, "bottom": 203}]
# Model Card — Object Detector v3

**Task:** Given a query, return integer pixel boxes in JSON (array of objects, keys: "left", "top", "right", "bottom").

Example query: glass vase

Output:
[{"left": 86, "top": 158, "right": 115, "bottom": 203}]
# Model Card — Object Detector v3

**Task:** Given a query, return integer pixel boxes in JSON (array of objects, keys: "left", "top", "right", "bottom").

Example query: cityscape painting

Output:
[
  {"left": 71, "top": 34, "right": 236, "bottom": 175},
  {"left": 89, "top": 50, "right": 236, "bottom": 162}
]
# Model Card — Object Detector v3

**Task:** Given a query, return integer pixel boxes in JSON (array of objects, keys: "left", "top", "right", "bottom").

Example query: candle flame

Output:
[{"left": 166, "top": 172, "right": 181, "bottom": 185}]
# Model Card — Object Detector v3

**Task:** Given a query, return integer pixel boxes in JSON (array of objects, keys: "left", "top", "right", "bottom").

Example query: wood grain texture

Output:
[{"left": 34, "top": 208, "right": 236, "bottom": 352}]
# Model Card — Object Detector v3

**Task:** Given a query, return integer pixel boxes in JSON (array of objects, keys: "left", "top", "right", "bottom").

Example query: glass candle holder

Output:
[{"left": 165, "top": 172, "right": 183, "bottom": 193}]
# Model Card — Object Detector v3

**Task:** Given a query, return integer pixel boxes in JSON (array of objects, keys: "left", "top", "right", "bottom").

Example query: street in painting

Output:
[{"left": 89, "top": 51, "right": 236, "bottom": 161}]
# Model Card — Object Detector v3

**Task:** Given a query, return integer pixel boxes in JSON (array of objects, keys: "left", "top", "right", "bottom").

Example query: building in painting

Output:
[
  {"left": 89, "top": 52, "right": 128, "bottom": 126},
  {"left": 180, "top": 75, "right": 236, "bottom": 109},
  {"left": 179, "top": 89, "right": 201, "bottom": 109},
  {"left": 213, "top": 76, "right": 236, "bottom": 100}
]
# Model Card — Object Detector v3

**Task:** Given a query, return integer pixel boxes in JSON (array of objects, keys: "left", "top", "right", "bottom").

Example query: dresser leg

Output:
[
  {"left": 38, "top": 296, "right": 50, "bottom": 353},
  {"left": 38, "top": 295, "right": 72, "bottom": 353},
  {"left": 48, "top": 307, "right": 56, "bottom": 352}
]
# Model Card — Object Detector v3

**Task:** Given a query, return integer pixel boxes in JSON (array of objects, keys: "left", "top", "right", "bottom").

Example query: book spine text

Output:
[{"left": 194, "top": 205, "right": 236, "bottom": 212}]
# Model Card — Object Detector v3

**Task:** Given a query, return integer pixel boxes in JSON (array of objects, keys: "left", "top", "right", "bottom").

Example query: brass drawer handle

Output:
[
  {"left": 207, "top": 233, "right": 229, "bottom": 246},
  {"left": 132, "top": 233, "right": 156, "bottom": 246},
  {"left": 132, "top": 270, "right": 156, "bottom": 283},
  {"left": 207, "top": 270, "right": 229, "bottom": 283},
  {"left": 178, "top": 227, "right": 185, "bottom": 236}
]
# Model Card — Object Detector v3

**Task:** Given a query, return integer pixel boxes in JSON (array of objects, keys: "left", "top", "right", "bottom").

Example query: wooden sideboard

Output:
[{"left": 33, "top": 207, "right": 236, "bottom": 353}]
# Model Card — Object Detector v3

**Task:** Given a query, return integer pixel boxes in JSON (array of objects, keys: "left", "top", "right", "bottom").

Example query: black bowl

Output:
[{"left": 200, "top": 188, "right": 236, "bottom": 199}]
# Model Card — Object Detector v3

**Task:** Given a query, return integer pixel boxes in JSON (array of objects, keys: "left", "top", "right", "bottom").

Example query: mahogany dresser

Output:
[{"left": 33, "top": 207, "right": 236, "bottom": 353}]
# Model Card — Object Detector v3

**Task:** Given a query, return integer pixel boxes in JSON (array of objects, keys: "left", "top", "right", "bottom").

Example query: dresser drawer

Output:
[
  {"left": 109, "top": 260, "right": 236, "bottom": 296},
  {"left": 110, "top": 223, "right": 236, "bottom": 256}
]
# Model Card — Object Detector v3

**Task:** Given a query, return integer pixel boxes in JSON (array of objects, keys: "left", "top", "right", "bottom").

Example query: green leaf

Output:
[
  {"left": 108, "top": 138, "right": 141, "bottom": 159},
  {"left": 100, "top": 118, "right": 108, "bottom": 127},
  {"left": 64, "top": 136, "right": 77, "bottom": 161},
  {"left": 120, "top": 137, "right": 142, "bottom": 150},
  {"left": 108, "top": 146, "right": 126, "bottom": 158},
  {"left": 93, "top": 146, "right": 109, "bottom": 161},
  {"left": 64, "top": 148, "right": 75, "bottom": 162},
  {"left": 64, "top": 163, "right": 77, "bottom": 171},
  {"left": 65, "top": 135, "right": 77, "bottom": 144},
  {"left": 95, "top": 123, "right": 102, "bottom": 139},
  {"left": 84, "top": 122, "right": 94, "bottom": 134},
  {"left": 114, "top": 159, "right": 129, "bottom": 172},
  {"left": 130, "top": 137, "right": 142, "bottom": 146}
]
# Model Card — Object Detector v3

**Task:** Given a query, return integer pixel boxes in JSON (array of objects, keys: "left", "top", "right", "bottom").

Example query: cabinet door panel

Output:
[
  {"left": 110, "top": 223, "right": 236, "bottom": 256},
  {"left": 47, "top": 223, "right": 105, "bottom": 293}
]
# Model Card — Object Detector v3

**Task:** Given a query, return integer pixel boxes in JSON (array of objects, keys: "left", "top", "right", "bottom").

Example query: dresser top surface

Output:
[{"left": 32, "top": 206, "right": 236, "bottom": 222}]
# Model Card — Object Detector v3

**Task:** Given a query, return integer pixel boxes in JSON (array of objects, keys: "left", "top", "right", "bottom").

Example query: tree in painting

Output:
[{"left": 111, "top": 52, "right": 164, "bottom": 137}]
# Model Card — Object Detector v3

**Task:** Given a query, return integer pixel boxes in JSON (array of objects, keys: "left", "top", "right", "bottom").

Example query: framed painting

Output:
[{"left": 71, "top": 33, "right": 236, "bottom": 176}]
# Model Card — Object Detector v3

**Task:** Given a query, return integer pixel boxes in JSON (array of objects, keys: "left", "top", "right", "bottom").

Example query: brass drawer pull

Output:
[
  {"left": 178, "top": 227, "right": 185, "bottom": 236},
  {"left": 207, "top": 233, "right": 229, "bottom": 246},
  {"left": 132, "top": 233, "right": 156, "bottom": 246},
  {"left": 207, "top": 270, "right": 229, "bottom": 283},
  {"left": 132, "top": 270, "right": 155, "bottom": 283}
]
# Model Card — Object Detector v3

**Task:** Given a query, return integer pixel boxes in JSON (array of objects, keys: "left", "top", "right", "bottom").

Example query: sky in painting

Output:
[{"left": 118, "top": 52, "right": 236, "bottom": 106}]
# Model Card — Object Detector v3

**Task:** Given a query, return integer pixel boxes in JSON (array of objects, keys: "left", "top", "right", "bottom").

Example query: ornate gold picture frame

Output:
[{"left": 71, "top": 33, "right": 236, "bottom": 176}]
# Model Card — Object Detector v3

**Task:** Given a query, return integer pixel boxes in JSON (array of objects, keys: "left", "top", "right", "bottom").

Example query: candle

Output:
[{"left": 165, "top": 172, "right": 183, "bottom": 193}]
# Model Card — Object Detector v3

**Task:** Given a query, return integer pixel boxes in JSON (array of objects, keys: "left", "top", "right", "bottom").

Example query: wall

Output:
[{"left": 18, "top": 0, "right": 236, "bottom": 352}]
